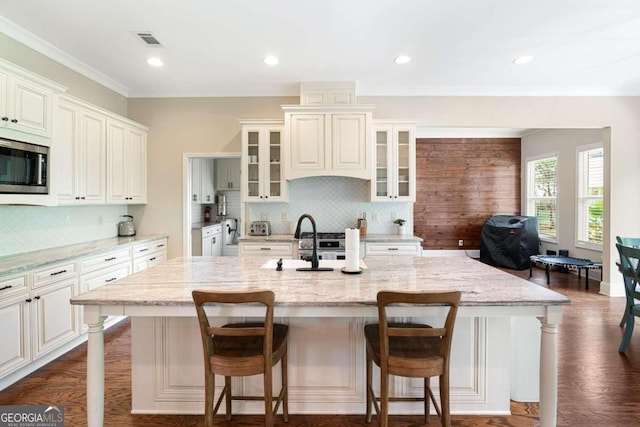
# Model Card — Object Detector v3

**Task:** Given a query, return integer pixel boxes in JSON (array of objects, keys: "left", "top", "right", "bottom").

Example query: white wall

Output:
[{"left": 521, "top": 129, "right": 604, "bottom": 261}]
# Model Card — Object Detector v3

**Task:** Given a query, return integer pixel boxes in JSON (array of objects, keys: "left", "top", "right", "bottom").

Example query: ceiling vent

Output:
[{"left": 135, "top": 32, "right": 162, "bottom": 47}]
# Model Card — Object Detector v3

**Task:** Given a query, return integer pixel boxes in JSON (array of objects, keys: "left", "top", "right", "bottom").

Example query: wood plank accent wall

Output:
[{"left": 414, "top": 138, "right": 521, "bottom": 250}]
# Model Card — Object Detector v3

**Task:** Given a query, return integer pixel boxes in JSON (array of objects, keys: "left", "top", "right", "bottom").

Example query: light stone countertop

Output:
[
  {"left": 0, "top": 235, "right": 168, "bottom": 277},
  {"left": 70, "top": 255, "right": 570, "bottom": 308}
]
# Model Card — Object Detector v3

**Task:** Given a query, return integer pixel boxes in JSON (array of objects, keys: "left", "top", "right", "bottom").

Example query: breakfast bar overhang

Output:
[{"left": 71, "top": 256, "right": 570, "bottom": 427}]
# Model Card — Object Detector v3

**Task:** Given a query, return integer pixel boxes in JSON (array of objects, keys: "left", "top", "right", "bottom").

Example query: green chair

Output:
[
  {"left": 615, "top": 242, "right": 640, "bottom": 352},
  {"left": 616, "top": 236, "right": 640, "bottom": 327}
]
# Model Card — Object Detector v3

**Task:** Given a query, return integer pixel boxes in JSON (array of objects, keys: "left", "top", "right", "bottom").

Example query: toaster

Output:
[{"left": 249, "top": 221, "right": 271, "bottom": 236}]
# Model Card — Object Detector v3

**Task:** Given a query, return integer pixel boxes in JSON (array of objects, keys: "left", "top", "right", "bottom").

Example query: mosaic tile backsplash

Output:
[
  {"left": 0, "top": 205, "right": 127, "bottom": 257},
  {"left": 246, "top": 176, "right": 412, "bottom": 234}
]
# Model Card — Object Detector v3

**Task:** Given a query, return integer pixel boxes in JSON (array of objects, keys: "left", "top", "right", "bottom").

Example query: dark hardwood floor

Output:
[{"left": 2, "top": 265, "right": 639, "bottom": 426}]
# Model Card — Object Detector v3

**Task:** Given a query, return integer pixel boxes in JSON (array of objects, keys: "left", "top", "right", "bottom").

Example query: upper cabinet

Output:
[
  {"left": 0, "top": 58, "right": 65, "bottom": 144},
  {"left": 241, "top": 120, "right": 287, "bottom": 202},
  {"left": 371, "top": 121, "right": 416, "bottom": 202},
  {"left": 299, "top": 81, "right": 356, "bottom": 105},
  {"left": 282, "top": 105, "right": 375, "bottom": 180},
  {"left": 191, "top": 158, "right": 215, "bottom": 204},
  {"left": 215, "top": 158, "right": 241, "bottom": 191},
  {"left": 56, "top": 97, "right": 106, "bottom": 205},
  {"left": 106, "top": 118, "right": 148, "bottom": 204}
]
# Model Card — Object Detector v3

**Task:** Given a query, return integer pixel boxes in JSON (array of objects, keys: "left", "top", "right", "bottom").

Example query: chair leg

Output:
[
  {"left": 380, "top": 367, "right": 388, "bottom": 427},
  {"left": 365, "top": 353, "right": 373, "bottom": 423},
  {"left": 620, "top": 302, "right": 630, "bottom": 327},
  {"left": 620, "top": 313, "right": 636, "bottom": 352},
  {"left": 439, "top": 372, "right": 451, "bottom": 427},
  {"left": 224, "top": 376, "right": 232, "bottom": 421},
  {"left": 204, "top": 372, "right": 215, "bottom": 427},
  {"left": 282, "top": 347, "right": 289, "bottom": 423},
  {"left": 264, "top": 364, "right": 274, "bottom": 427},
  {"left": 424, "top": 377, "right": 430, "bottom": 423}
]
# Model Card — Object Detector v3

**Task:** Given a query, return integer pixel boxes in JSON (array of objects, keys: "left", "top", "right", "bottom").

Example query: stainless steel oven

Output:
[
  {"left": 298, "top": 232, "right": 346, "bottom": 261},
  {"left": 0, "top": 138, "right": 49, "bottom": 194}
]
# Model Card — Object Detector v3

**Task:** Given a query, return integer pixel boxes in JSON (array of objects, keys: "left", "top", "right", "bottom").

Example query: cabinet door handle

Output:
[
  {"left": 10, "top": 119, "right": 18, "bottom": 123},
  {"left": 387, "top": 248, "right": 399, "bottom": 251},
  {"left": 149, "top": 257, "right": 156, "bottom": 261},
  {"left": 139, "top": 248, "right": 149, "bottom": 252},
  {"left": 260, "top": 247, "right": 271, "bottom": 251},
  {"left": 34, "top": 295, "right": 41, "bottom": 300},
  {"left": 105, "top": 277, "right": 117, "bottom": 283},
  {"left": 0, "top": 285, "right": 13, "bottom": 291},
  {"left": 1, "top": 117, "right": 8, "bottom": 121},
  {"left": 193, "top": 195, "right": 197, "bottom": 201},
  {"left": 156, "top": 244, "right": 165, "bottom": 248},
  {"left": 25, "top": 298, "right": 32, "bottom": 303},
  {"left": 50, "top": 269, "right": 68, "bottom": 276},
  {"left": 104, "top": 256, "right": 116, "bottom": 262}
]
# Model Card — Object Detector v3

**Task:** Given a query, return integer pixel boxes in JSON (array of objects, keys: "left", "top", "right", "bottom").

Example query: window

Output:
[
  {"left": 577, "top": 145, "right": 603, "bottom": 247},
  {"left": 527, "top": 155, "right": 558, "bottom": 241}
]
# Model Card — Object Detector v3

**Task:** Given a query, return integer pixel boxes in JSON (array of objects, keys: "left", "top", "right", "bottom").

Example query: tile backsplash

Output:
[
  {"left": 0, "top": 205, "right": 127, "bottom": 257},
  {"left": 246, "top": 176, "right": 411, "bottom": 234}
]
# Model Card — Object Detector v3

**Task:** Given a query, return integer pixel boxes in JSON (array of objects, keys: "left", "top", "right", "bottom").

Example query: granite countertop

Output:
[
  {"left": 71, "top": 256, "right": 570, "bottom": 308},
  {"left": 0, "top": 235, "right": 168, "bottom": 277},
  {"left": 238, "top": 234, "right": 423, "bottom": 243}
]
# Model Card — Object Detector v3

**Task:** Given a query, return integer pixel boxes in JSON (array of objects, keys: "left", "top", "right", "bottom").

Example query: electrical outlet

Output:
[
  {"left": 260, "top": 212, "right": 270, "bottom": 221},
  {"left": 458, "top": 239, "right": 464, "bottom": 247},
  {"left": 391, "top": 212, "right": 398, "bottom": 221},
  {"left": 282, "top": 211, "right": 288, "bottom": 221},
  {"left": 97, "top": 215, "right": 103, "bottom": 225},
  {"left": 371, "top": 212, "right": 378, "bottom": 222}
]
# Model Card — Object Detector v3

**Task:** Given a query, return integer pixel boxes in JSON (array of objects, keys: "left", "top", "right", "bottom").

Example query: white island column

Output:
[
  {"left": 539, "top": 305, "right": 563, "bottom": 427},
  {"left": 85, "top": 306, "right": 106, "bottom": 427}
]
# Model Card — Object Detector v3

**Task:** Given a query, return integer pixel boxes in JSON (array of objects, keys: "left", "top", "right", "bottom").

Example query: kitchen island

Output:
[{"left": 71, "top": 256, "right": 570, "bottom": 427}]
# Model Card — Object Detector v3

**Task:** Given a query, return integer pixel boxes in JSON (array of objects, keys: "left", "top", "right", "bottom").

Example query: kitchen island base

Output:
[{"left": 129, "top": 313, "right": 538, "bottom": 415}]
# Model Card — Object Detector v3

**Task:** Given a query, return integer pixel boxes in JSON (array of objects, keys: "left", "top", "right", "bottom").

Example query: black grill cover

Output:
[{"left": 480, "top": 215, "right": 540, "bottom": 270}]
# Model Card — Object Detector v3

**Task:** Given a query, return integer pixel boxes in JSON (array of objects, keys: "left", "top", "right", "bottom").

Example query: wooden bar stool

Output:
[
  {"left": 192, "top": 289, "right": 289, "bottom": 427},
  {"left": 365, "top": 290, "right": 461, "bottom": 427}
]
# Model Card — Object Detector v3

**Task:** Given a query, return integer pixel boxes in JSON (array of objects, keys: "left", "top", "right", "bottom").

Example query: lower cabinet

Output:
[
  {"left": 238, "top": 241, "right": 296, "bottom": 258},
  {"left": 31, "top": 277, "right": 80, "bottom": 360},
  {"left": 365, "top": 241, "right": 422, "bottom": 257},
  {"left": 0, "top": 237, "right": 167, "bottom": 388},
  {"left": 0, "top": 291, "right": 31, "bottom": 378}
]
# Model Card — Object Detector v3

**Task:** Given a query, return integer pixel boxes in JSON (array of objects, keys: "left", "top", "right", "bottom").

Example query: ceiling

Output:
[{"left": 1, "top": 0, "right": 640, "bottom": 98}]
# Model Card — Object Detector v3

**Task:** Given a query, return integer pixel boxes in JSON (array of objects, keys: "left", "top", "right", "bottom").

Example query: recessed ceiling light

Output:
[
  {"left": 513, "top": 56, "right": 534, "bottom": 65},
  {"left": 146, "top": 57, "right": 164, "bottom": 67},
  {"left": 394, "top": 55, "right": 411, "bottom": 65},
  {"left": 264, "top": 55, "right": 279, "bottom": 65}
]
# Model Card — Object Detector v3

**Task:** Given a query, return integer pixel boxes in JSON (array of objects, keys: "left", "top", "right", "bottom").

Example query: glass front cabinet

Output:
[
  {"left": 241, "top": 120, "right": 287, "bottom": 202},
  {"left": 371, "top": 122, "right": 416, "bottom": 202}
]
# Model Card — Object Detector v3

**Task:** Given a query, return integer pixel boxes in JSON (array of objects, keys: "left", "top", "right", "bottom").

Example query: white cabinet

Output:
[
  {"left": 30, "top": 260, "right": 80, "bottom": 359},
  {"left": 300, "top": 81, "right": 356, "bottom": 105},
  {"left": 283, "top": 105, "right": 374, "bottom": 180},
  {"left": 56, "top": 97, "right": 106, "bottom": 204},
  {"left": 241, "top": 120, "right": 287, "bottom": 202},
  {"left": 364, "top": 241, "right": 422, "bottom": 257},
  {"left": 0, "top": 60, "right": 62, "bottom": 140},
  {"left": 133, "top": 238, "right": 168, "bottom": 272},
  {"left": 371, "top": 122, "right": 416, "bottom": 202},
  {"left": 191, "top": 158, "right": 215, "bottom": 204},
  {"left": 238, "top": 241, "right": 295, "bottom": 258},
  {"left": 192, "top": 224, "right": 222, "bottom": 256},
  {"left": 0, "top": 273, "right": 31, "bottom": 378},
  {"left": 215, "top": 158, "right": 241, "bottom": 191},
  {"left": 106, "top": 118, "right": 148, "bottom": 204},
  {"left": 30, "top": 277, "right": 79, "bottom": 360}
]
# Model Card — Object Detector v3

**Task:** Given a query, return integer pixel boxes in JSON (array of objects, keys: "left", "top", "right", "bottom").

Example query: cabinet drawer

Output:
[
  {"left": 0, "top": 272, "right": 29, "bottom": 300},
  {"left": 239, "top": 242, "right": 293, "bottom": 257},
  {"left": 82, "top": 262, "right": 132, "bottom": 292},
  {"left": 32, "top": 260, "right": 78, "bottom": 289},
  {"left": 133, "top": 238, "right": 168, "bottom": 258},
  {"left": 202, "top": 224, "right": 222, "bottom": 237},
  {"left": 80, "top": 249, "right": 132, "bottom": 273},
  {"left": 365, "top": 242, "right": 421, "bottom": 257}
]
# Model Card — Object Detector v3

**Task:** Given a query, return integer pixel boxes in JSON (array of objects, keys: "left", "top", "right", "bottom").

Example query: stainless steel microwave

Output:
[{"left": 0, "top": 137, "right": 49, "bottom": 194}]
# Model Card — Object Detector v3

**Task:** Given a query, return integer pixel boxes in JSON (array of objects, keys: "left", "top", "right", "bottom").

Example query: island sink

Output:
[{"left": 261, "top": 259, "right": 366, "bottom": 270}]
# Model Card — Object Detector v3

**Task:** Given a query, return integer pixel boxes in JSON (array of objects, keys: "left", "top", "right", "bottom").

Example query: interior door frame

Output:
[{"left": 182, "top": 151, "right": 242, "bottom": 256}]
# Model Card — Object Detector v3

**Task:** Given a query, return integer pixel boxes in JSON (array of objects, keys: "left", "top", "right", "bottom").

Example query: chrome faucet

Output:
[{"left": 293, "top": 214, "right": 333, "bottom": 271}]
